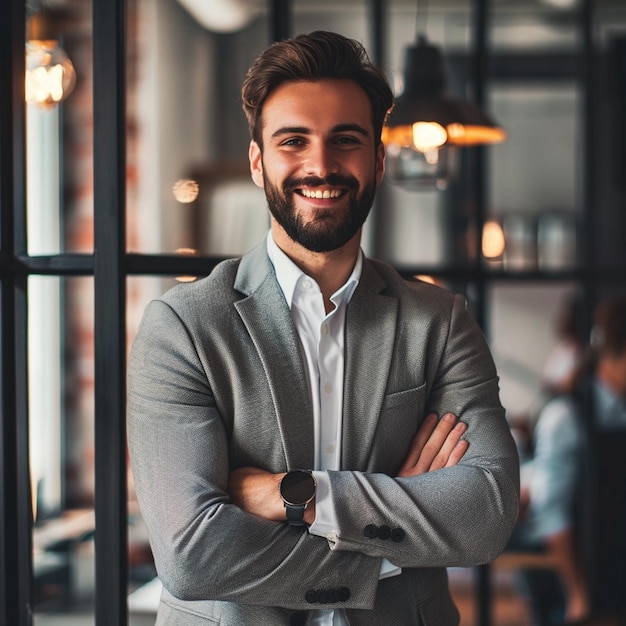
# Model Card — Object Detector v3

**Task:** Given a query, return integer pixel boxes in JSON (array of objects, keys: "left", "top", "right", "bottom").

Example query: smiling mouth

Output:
[{"left": 298, "top": 188, "right": 344, "bottom": 199}]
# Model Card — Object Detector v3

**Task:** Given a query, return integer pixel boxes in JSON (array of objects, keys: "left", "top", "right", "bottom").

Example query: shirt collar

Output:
[{"left": 266, "top": 231, "right": 362, "bottom": 309}]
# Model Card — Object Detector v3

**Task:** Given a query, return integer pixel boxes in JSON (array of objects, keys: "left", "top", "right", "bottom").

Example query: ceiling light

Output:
[
  {"left": 175, "top": 0, "right": 259, "bottom": 33},
  {"left": 25, "top": 9, "right": 76, "bottom": 109},
  {"left": 382, "top": 35, "right": 506, "bottom": 190}
]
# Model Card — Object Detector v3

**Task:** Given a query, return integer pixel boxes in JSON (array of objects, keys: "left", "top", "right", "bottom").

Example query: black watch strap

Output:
[{"left": 285, "top": 503, "right": 307, "bottom": 526}]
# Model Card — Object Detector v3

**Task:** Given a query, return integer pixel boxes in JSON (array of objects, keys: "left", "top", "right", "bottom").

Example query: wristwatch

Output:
[{"left": 279, "top": 469, "right": 316, "bottom": 526}]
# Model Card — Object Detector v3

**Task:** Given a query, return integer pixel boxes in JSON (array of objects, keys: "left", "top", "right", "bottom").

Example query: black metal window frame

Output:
[{"left": 0, "top": 0, "right": 604, "bottom": 625}]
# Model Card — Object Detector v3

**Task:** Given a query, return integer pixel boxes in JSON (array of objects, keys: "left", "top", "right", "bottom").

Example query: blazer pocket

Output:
[
  {"left": 382, "top": 383, "right": 427, "bottom": 411},
  {"left": 369, "top": 384, "right": 427, "bottom": 473}
]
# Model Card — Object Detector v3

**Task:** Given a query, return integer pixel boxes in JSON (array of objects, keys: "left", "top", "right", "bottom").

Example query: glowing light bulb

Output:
[
  {"left": 412, "top": 122, "right": 447, "bottom": 152},
  {"left": 482, "top": 220, "right": 506, "bottom": 259},
  {"left": 172, "top": 179, "right": 200, "bottom": 203},
  {"left": 25, "top": 41, "right": 76, "bottom": 109}
]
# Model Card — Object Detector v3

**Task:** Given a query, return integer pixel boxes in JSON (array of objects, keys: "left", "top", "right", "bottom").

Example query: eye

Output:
[
  {"left": 335, "top": 135, "right": 361, "bottom": 147},
  {"left": 281, "top": 137, "right": 306, "bottom": 147}
]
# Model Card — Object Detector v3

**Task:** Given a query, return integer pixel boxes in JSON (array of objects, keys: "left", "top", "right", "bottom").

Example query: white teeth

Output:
[{"left": 301, "top": 188, "right": 341, "bottom": 199}]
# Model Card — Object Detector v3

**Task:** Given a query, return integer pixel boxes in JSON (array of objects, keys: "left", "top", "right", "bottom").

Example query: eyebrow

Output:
[{"left": 270, "top": 123, "right": 371, "bottom": 139}]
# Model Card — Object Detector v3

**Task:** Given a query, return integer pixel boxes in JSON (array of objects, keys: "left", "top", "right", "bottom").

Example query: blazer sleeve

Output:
[
  {"left": 325, "top": 292, "right": 520, "bottom": 568},
  {"left": 127, "top": 298, "right": 383, "bottom": 609}
]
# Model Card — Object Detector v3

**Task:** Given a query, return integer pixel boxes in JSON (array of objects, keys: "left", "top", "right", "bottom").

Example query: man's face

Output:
[{"left": 249, "top": 79, "right": 385, "bottom": 253}]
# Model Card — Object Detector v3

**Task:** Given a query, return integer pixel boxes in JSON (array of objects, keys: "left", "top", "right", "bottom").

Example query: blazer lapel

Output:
[
  {"left": 342, "top": 261, "right": 398, "bottom": 470},
  {"left": 234, "top": 245, "right": 315, "bottom": 470}
]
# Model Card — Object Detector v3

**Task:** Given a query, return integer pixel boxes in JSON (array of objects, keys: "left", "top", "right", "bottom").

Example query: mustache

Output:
[{"left": 283, "top": 173, "right": 359, "bottom": 193}]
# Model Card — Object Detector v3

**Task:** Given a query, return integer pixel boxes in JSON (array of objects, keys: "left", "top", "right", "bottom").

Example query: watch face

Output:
[{"left": 281, "top": 470, "right": 315, "bottom": 505}]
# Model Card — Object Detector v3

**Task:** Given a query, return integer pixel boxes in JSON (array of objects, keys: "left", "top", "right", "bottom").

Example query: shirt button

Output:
[
  {"left": 302, "top": 279, "right": 312, "bottom": 289},
  {"left": 321, "top": 323, "right": 329, "bottom": 334},
  {"left": 325, "top": 444, "right": 335, "bottom": 455},
  {"left": 324, "top": 383, "right": 333, "bottom": 393}
]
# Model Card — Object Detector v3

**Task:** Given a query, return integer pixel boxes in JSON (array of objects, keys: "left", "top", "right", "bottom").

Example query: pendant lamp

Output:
[
  {"left": 26, "top": 8, "right": 77, "bottom": 109},
  {"left": 382, "top": 34, "right": 506, "bottom": 190}
]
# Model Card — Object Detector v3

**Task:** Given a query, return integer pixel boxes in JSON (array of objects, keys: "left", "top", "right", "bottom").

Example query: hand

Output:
[
  {"left": 229, "top": 412, "right": 467, "bottom": 522},
  {"left": 396, "top": 412, "right": 468, "bottom": 477},
  {"left": 228, "top": 467, "right": 290, "bottom": 522}
]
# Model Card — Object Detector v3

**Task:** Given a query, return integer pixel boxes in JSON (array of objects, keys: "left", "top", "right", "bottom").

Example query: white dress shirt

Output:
[{"left": 267, "top": 233, "right": 399, "bottom": 626}]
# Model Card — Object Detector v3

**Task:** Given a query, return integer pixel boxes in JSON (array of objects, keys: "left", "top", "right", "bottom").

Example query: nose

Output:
[{"left": 304, "top": 141, "right": 339, "bottom": 178}]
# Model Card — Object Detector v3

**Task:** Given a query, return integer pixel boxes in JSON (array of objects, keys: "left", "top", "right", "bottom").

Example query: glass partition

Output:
[
  {"left": 26, "top": 6, "right": 94, "bottom": 256},
  {"left": 4, "top": 1, "right": 625, "bottom": 626},
  {"left": 30, "top": 276, "right": 95, "bottom": 623}
]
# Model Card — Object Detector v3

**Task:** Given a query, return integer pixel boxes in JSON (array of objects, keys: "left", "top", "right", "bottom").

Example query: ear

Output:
[
  {"left": 249, "top": 140, "right": 264, "bottom": 188},
  {"left": 375, "top": 141, "right": 386, "bottom": 186}
]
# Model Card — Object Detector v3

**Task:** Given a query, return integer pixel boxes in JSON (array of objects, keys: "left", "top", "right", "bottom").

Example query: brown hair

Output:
[
  {"left": 593, "top": 295, "right": 626, "bottom": 357},
  {"left": 241, "top": 31, "right": 394, "bottom": 147}
]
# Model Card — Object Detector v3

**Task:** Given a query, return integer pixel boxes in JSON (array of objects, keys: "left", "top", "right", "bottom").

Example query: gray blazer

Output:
[{"left": 127, "top": 242, "right": 519, "bottom": 626}]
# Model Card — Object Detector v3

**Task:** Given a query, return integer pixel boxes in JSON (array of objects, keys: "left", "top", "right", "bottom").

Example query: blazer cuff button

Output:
[
  {"left": 391, "top": 527, "right": 405, "bottom": 542},
  {"left": 363, "top": 524, "right": 378, "bottom": 539},
  {"left": 305, "top": 590, "right": 318, "bottom": 604},
  {"left": 377, "top": 525, "right": 391, "bottom": 540}
]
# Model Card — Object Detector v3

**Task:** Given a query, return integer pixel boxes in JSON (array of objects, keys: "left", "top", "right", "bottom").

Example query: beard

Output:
[{"left": 263, "top": 171, "right": 376, "bottom": 253}]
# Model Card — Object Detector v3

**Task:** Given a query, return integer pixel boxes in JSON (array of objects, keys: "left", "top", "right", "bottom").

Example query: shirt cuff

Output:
[
  {"left": 379, "top": 559, "right": 402, "bottom": 579},
  {"left": 308, "top": 471, "right": 336, "bottom": 539},
  {"left": 308, "top": 472, "right": 402, "bottom": 581}
]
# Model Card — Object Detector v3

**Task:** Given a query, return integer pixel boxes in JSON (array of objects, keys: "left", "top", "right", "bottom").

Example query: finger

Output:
[
  {"left": 445, "top": 438, "right": 469, "bottom": 468},
  {"left": 427, "top": 421, "right": 467, "bottom": 471},
  {"left": 413, "top": 413, "right": 459, "bottom": 474},
  {"left": 397, "top": 413, "right": 438, "bottom": 476}
]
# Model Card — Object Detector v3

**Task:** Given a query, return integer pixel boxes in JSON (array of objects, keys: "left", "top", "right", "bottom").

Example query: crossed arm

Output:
[
  {"left": 228, "top": 412, "right": 468, "bottom": 525},
  {"left": 129, "top": 295, "right": 519, "bottom": 606}
]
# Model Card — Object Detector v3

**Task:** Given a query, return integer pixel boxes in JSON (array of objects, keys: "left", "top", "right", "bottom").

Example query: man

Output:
[{"left": 128, "top": 31, "right": 519, "bottom": 626}]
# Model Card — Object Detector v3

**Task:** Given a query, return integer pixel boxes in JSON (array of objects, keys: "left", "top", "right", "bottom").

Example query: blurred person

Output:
[
  {"left": 589, "top": 295, "right": 626, "bottom": 431},
  {"left": 513, "top": 294, "right": 626, "bottom": 624},
  {"left": 127, "top": 31, "right": 520, "bottom": 626},
  {"left": 582, "top": 294, "right": 626, "bottom": 619},
  {"left": 512, "top": 296, "right": 589, "bottom": 625},
  {"left": 541, "top": 295, "right": 586, "bottom": 398}
]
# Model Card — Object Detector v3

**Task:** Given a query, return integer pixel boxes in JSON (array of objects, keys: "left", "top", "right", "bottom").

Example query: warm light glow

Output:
[
  {"left": 422, "top": 149, "right": 440, "bottom": 165},
  {"left": 381, "top": 125, "right": 412, "bottom": 149},
  {"left": 383, "top": 121, "right": 506, "bottom": 153},
  {"left": 482, "top": 220, "right": 506, "bottom": 258},
  {"left": 415, "top": 275, "right": 437, "bottom": 285},
  {"left": 412, "top": 122, "right": 447, "bottom": 152},
  {"left": 175, "top": 248, "right": 199, "bottom": 283},
  {"left": 25, "top": 41, "right": 76, "bottom": 109},
  {"left": 172, "top": 179, "right": 200, "bottom": 203},
  {"left": 447, "top": 123, "right": 507, "bottom": 146}
]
